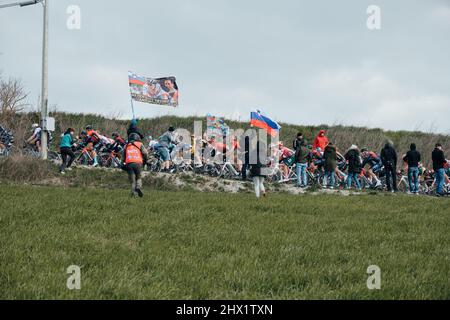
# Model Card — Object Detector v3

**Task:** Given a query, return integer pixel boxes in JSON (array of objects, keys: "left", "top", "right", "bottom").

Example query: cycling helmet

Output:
[
  {"left": 31, "top": 123, "right": 39, "bottom": 129},
  {"left": 85, "top": 125, "right": 93, "bottom": 130},
  {"left": 112, "top": 132, "right": 119, "bottom": 138},
  {"left": 80, "top": 131, "right": 87, "bottom": 136},
  {"left": 168, "top": 126, "right": 175, "bottom": 132}
]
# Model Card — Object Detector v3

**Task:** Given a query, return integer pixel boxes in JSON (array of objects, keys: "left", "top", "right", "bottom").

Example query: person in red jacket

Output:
[{"left": 313, "top": 130, "right": 329, "bottom": 151}]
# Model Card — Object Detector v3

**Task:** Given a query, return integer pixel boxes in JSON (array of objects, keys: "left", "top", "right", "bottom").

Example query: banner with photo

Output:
[
  {"left": 128, "top": 71, "right": 179, "bottom": 107},
  {"left": 206, "top": 114, "right": 230, "bottom": 137}
]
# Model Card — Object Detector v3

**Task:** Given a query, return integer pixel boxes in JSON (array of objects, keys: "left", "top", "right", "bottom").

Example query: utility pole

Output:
[
  {"left": 0, "top": 0, "right": 49, "bottom": 159},
  {"left": 40, "top": 0, "right": 49, "bottom": 159}
]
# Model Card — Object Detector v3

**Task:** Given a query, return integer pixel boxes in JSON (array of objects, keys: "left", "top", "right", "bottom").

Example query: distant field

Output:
[{"left": 0, "top": 185, "right": 449, "bottom": 299}]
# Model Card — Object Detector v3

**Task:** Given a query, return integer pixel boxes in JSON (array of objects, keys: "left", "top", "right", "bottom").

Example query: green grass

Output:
[{"left": 0, "top": 185, "right": 449, "bottom": 299}]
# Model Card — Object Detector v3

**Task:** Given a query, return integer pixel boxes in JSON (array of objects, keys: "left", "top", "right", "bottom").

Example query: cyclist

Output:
[
  {"left": 80, "top": 126, "right": 100, "bottom": 166},
  {"left": 361, "top": 148, "right": 383, "bottom": 188},
  {"left": 277, "top": 142, "right": 295, "bottom": 179},
  {"left": 122, "top": 133, "right": 148, "bottom": 198},
  {"left": 26, "top": 123, "right": 42, "bottom": 152},
  {"left": 110, "top": 132, "right": 126, "bottom": 153}
]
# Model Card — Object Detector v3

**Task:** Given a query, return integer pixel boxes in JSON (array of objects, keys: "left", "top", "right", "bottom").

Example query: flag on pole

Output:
[
  {"left": 128, "top": 71, "right": 179, "bottom": 107},
  {"left": 250, "top": 109, "right": 281, "bottom": 137}
]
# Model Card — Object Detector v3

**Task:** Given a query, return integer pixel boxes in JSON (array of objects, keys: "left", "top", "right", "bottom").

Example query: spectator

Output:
[
  {"left": 313, "top": 130, "right": 329, "bottom": 152},
  {"left": 59, "top": 128, "right": 76, "bottom": 174},
  {"left": 157, "top": 126, "right": 176, "bottom": 171},
  {"left": 294, "top": 138, "right": 310, "bottom": 188},
  {"left": 127, "top": 119, "right": 144, "bottom": 140},
  {"left": 122, "top": 133, "right": 148, "bottom": 198},
  {"left": 381, "top": 140, "right": 398, "bottom": 192},
  {"left": 403, "top": 143, "right": 421, "bottom": 194},
  {"left": 323, "top": 142, "right": 337, "bottom": 189},
  {"left": 240, "top": 134, "right": 250, "bottom": 180},
  {"left": 293, "top": 132, "right": 304, "bottom": 151},
  {"left": 432, "top": 143, "right": 446, "bottom": 196},
  {"left": 250, "top": 138, "right": 267, "bottom": 198},
  {"left": 344, "top": 145, "right": 362, "bottom": 190}
]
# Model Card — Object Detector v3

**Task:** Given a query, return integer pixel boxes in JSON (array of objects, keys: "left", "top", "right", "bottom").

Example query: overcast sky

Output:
[{"left": 1, "top": 0, "right": 449, "bottom": 133}]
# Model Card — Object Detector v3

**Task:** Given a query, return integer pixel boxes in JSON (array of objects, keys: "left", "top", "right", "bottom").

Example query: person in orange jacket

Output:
[
  {"left": 122, "top": 133, "right": 149, "bottom": 198},
  {"left": 313, "top": 130, "right": 329, "bottom": 151}
]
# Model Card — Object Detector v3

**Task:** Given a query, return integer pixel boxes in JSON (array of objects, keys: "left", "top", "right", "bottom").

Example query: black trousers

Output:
[
  {"left": 60, "top": 147, "right": 75, "bottom": 172},
  {"left": 384, "top": 164, "right": 397, "bottom": 191},
  {"left": 126, "top": 162, "right": 143, "bottom": 194}
]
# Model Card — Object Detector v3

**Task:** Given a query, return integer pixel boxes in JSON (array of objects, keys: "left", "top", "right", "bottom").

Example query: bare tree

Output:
[{"left": 0, "top": 74, "right": 29, "bottom": 124}]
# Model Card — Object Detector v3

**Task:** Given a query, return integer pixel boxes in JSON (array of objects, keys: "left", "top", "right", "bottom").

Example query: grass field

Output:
[{"left": 0, "top": 185, "right": 449, "bottom": 299}]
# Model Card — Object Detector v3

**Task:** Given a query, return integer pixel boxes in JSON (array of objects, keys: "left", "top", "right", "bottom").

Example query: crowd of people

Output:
[{"left": 13, "top": 121, "right": 450, "bottom": 199}]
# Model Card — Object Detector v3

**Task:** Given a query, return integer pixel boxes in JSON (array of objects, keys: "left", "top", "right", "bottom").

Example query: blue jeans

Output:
[
  {"left": 296, "top": 163, "right": 308, "bottom": 187},
  {"left": 435, "top": 168, "right": 445, "bottom": 195},
  {"left": 324, "top": 171, "right": 335, "bottom": 187},
  {"left": 347, "top": 172, "right": 361, "bottom": 190},
  {"left": 408, "top": 167, "right": 419, "bottom": 193}
]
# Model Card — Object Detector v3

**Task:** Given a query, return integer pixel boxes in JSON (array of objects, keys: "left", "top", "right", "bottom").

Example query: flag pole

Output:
[{"left": 129, "top": 87, "right": 136, "bottom": 120}]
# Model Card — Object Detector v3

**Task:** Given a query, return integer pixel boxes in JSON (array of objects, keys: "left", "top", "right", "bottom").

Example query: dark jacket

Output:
[
  {"left": 250, "top": 141, "right": 267, "bottom": 177},
  {"left": 380, "top": 143, "right": 397, "bottom": 168},
  {"left": 403, "top": 144, "right": 421, "bottom": 168},
  {"left": 240, "top": 135, "right": 250, "bottom": 164},
  {"left": 295, "top": 144, "right": 310, "bottom": 164},
  {"left": 344, "top": 148, "right": 361, "bottom": 173},
  {"left": 323, "top": 144, "right": 337, "bottom": 172},
  {"left": 293, "top": 138, "right": 303, "bottom": 151},
  {"left": 432, "top": 148, "right": 446, "bottom": 171},
  {"left": 127, "top": 124, "right": 144, "bottom": 141}
]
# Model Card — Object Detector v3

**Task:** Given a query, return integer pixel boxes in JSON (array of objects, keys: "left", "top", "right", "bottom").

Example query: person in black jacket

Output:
[
  {"left": 294, "top": 138, "right": 310, "bottom": 188},
  {"left": 240, "top": 135, "right": 250, "bottom": 180},
  {"left": 344, "top": 145, "right": 362, "bottom": 190},
  {"left": 293, "top": 132, "right": 304, "bottom": 151},
  {"left": 380, "top": 140, "right": 398, "bottom": 192},
  {"left": 432, "top": 143, "right": 447, "bottom": 196},
  {"left": 403, "top": 143, "right": 421, "bottom": 194},
  {"left": 127, "top": 119, "right": 144, "bottom": 141}
]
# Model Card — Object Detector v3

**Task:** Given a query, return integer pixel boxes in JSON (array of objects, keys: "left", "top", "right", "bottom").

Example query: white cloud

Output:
[
  {"left": 301, "top": 64, "right": 450, "bottom": 133},
  {"left": 430, "top": 5, "right": 450, "bottom": 23}
]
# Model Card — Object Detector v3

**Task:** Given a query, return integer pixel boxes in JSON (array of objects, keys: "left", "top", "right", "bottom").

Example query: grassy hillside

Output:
[
  {"left": 4, "top": 111, "right": 450, "bottom": 166},
  {"left": 0, "top": 185, "right": 448, "bottom": 299}
]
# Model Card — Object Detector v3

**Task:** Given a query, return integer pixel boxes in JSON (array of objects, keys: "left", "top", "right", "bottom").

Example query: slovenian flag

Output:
[{"left": 250, "top": 109, "right": 281, "bottom": 137}]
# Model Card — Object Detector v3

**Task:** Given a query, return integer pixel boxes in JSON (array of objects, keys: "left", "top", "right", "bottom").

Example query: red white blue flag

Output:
[{"left": 250, "top": 109, "right": 281, "bottom": 137}]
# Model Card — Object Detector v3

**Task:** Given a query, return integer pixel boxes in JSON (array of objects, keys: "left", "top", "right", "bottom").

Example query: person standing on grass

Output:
[
  {"left": 403, "top": 143, "right": 421, "bottom": 194},
  {"left": 240, "top": 134, "right": 250, "bottom": 180},
  {"left": 293, "top": 132, "right": 304, "bottom": 151},
  {"left": 122, "top": 133, "right": 148, "bottom": 198},
  {"left": 344, "top": 145, "right": 362, "bottom": 191},
  {"left": 59, "top": 128, "right": 76, "bottom": 174},
  {"left": 127, "top": 118, "right": 144, "bottom": 141},
  {"left": 323, "top": 142, "right": 337, "bottom": 189},
  {"left": 294, "top": 138, "right": 310, "bottom": 188},
  {"left": 432, "top": 143, "right": 447, "bottom": 196},
  {"left": 157, "top": 126, "right": 176, "bottom": 171},
  {"left": 250, "top": 138, "right": 268, "bottom": 198},
  {"left": 381, "top": 140, "right": 398, "bottom": 193},
  {"left": 313, "top": 130, "right": 329, "bottom": 152}
]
